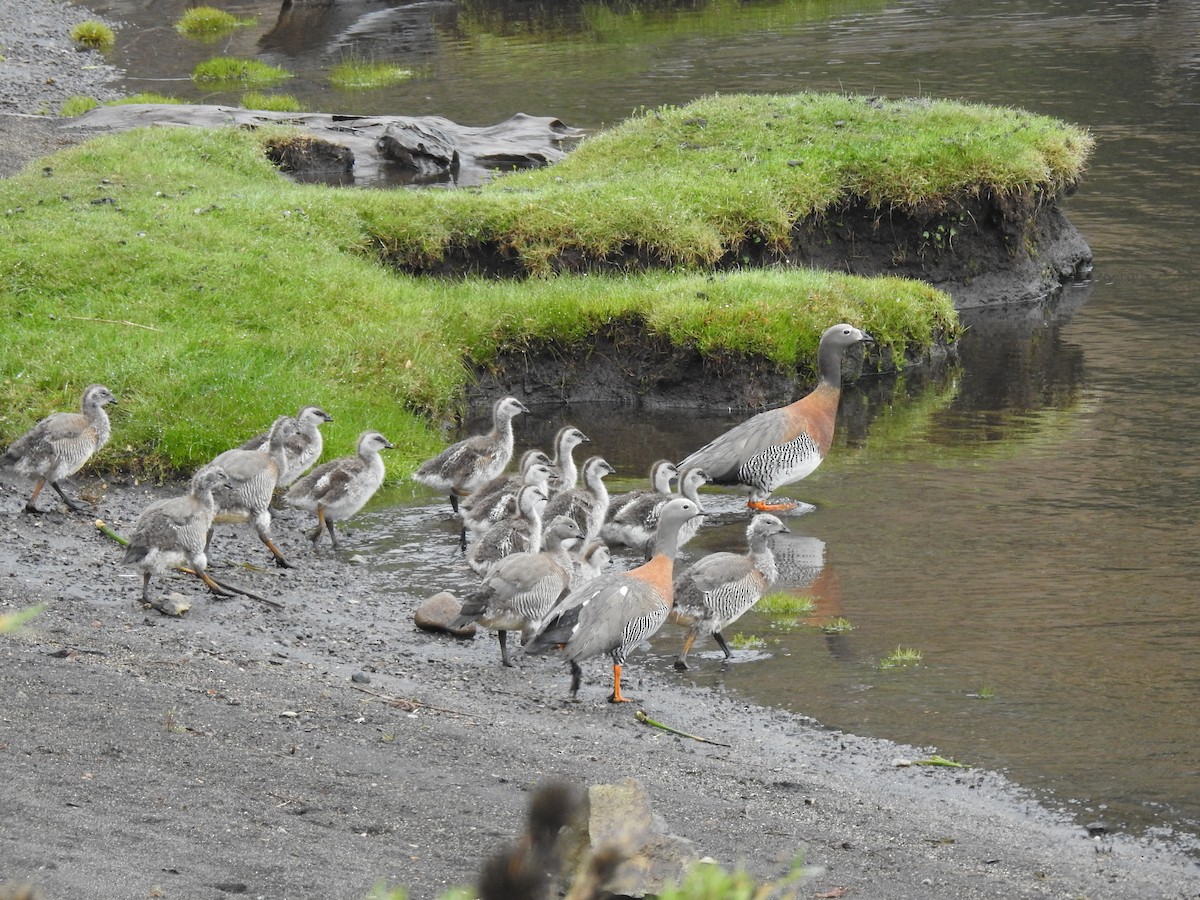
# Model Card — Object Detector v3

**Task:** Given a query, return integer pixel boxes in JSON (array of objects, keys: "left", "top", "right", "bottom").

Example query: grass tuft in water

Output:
[
  {"left": 192, "top": 57, "right": 292, "bottom": 88},
  {"left": 176, "top": 6, "right": 256, "bottom": 37},
  {"left": 241, "top": 92, "right": 308, "bottom": 113},
  {"left": 70, "top": 20, "right": 115, "bottom": 51},
  {"left": 60, "top": 96, "right": 99, "bottom": 117},
  {"left": 755, "top": 592, "right": 816, "bottom": 615},
  {"left": 727, "top": 633, "right": 767, "bottom": 650},
  {"left": 822, "top": 618, "right": 855, "bottom": 635},
  {"left": 879, "top": 646, "right": 923, "bottom": 670},
  {"left": 330, "top": 57, "right": 414, "bottom": 90},
  {"left": 105, "top": 93, "right": 186, "bottom": 106}
]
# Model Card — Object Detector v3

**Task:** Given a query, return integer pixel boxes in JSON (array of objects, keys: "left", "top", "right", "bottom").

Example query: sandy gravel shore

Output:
[{"left": 1, "top": 4, "right": 1198, "bottom": 897}]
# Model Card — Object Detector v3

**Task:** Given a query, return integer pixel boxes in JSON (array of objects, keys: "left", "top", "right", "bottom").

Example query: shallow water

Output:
[{"left": 79, "top": 0, "right": 1200, "bottom": 847}]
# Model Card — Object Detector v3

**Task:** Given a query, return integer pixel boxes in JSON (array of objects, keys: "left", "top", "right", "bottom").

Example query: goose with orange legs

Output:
[
  {"left": 677, "top": 323, "right": 872, "bottom": 511},
  {"left": 525, "top": 497, "right": 701, "bottom": 703}
]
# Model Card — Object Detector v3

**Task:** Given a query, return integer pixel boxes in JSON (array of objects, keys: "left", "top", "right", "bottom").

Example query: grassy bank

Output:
[
  {"left": 367, "top": 93, "right": 1093, "bottom": 273},
  {"left": 0, "top": 91, "right": 1088, "bottom": 478}
]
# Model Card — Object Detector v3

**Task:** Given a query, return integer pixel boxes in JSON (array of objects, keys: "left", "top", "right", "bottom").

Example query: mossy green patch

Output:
[
  {"left": 176, "top": 6, "right": 256, "bottom": 37},
  {"left": 70, "top": 20, "right": 115, "bottom": 51},
  {"left": 365, "top": 93, "right": 1093, "bottom": 275},
  {"left": 192, "top": 57, "right": 292, "bottom": 88},
  {"left": 0, "top": 126, "right": 955, "bottom": 476}
]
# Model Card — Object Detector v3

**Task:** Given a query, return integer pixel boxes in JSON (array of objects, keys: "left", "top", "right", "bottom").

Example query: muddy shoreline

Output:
[
  {"left": 2, "top": 477, "right": 1199, "bottom": 899},
  {"left": 2, "top": 3, "right": 1198, "bottom": 896}
]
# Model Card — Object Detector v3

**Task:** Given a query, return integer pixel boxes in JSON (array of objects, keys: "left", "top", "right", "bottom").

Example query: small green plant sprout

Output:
[
  {"left": 176, "top": 6, "right": 256, "bottom": 37},
  {"left": 727, "top": 633, "right": 766, "bottom": 651},
  {"left": 330, "top": 56, "right": 413, "bottom": 90},
  {"left": 822, "top": 617, "right": 854, "bottom": 635},
  {"left": 657, "top": 852, "right": 810, "bottom": 900},
  {"left": 0, "top": 604, "right": 44, "bottom": 634},
  {"left": 70, "top": 20, "right": 115, "bottom": 51},
  {"left": 60, "top": 95, "right": 99, "bottom": 117},
  {"left": 755, "top": 591, "right": 815, "bottom": 616},
  {"left": 241, "top": 92, "right": 308, "bottom": 113},
  {"left": 913, "top": 754, "right": 970, "bottom": 769},
  {"left": 104, "top": 92, "right": 185, "bottom": 106},
  {"left": 164, "top": 707, "right": 189, "bottom": 735},
  {"left": 968, "top": 685, "right": 995, "bottom": 700},
  {"left": 879, "top": 646, "right": 923, "bottom": 670},
  {"left": 192, "top": 57, "right": 292, "bottom": 88}
]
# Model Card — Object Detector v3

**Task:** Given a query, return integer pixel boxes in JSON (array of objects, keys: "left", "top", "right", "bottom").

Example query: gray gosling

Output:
[
  {"left": 467, "top": 483, "right": 549, "bottom": 578},
  {"left": 545, "top": 425, "right": 589, "bottom": 496},
  {"left": 240, "top": 405, "right": 333, "bottom": 487},
  {"left": 1, "top": 383, "right": 117, "bottom": 513},
  {"left": 670, "top": 512, "right": 790, "bottom": 669},
  {"left": 413, "top": 396, "right": 528, "bottom": 513},
  {"left": 123, "top": 465, "right": 234, "bottom": 602},
  {"left": 208, "top": 415, "right": 299, "bottom": 568},
  {"left": 542, "top": 455, "right": 615, "bottom": 545},
  {"left": 285, "top": 430, "right": 394, "bottom": 549},
  {"left": 452, "top": 515, "right": 585, "bottom": 667},
  {"left": 461, "top": 449, "right": 554, "bottom": 538}
]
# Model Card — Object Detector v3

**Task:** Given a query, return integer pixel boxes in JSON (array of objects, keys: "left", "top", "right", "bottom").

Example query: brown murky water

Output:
[{"left": 80, "top": 0, "right": 1200, "bottom": 847}]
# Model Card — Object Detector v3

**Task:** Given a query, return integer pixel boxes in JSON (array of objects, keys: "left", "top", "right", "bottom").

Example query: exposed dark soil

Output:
[{"left": 465, "top": 318, "right": 958, "bottom": 411}]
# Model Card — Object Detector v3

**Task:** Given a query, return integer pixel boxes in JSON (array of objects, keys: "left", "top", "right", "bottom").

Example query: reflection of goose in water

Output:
[{"left": 761, "top": 531, "right": 856, "bottom": 663}]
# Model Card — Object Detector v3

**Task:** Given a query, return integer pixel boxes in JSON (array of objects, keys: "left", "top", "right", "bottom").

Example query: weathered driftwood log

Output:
[{"left": 67, "top": 105, "right": 585, "bottom": 188}]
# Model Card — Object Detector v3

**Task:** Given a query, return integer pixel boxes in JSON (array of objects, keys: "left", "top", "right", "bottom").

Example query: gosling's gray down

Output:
[
  {"left": 123, "top": 465, "right": 234, "bottom": 602},
  {"left": 1, "top": 383, "right": 117, "bottom": 513},
  {"left": 451, "top": 515, "right": 585, "bottom": 667},
  {"left": 467, "top": 483, "right": 549, "bottom": 578},
  {"left": 208, "top": 415, "right": 299, "bottom": 568},
  {"left": 669, "top": 512, "right": 790, "bottom": 669},
  {"left": 240, "top": 405, "right": 333, "bottom": 487},
  {"left": 541, "top": 455, "right": 615, "bottom": 545},
  {"left": 413, "top": 396, "right": 528, "bottom": 513},
  {"left": 285, "top": 430, "right": 394, "bottom": 548}
]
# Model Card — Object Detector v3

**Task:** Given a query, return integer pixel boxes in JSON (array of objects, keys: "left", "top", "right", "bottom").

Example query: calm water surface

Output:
[{"left": 82, "top": 0, "right": 1200, "bottom": 847}]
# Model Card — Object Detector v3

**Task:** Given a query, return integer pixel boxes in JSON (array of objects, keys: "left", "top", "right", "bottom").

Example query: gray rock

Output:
[
  {"left": 413, "top": 591, "right": 476, "bottom": 637},
  {"left": 563, "top": 777, "right": 699, "bottom": 898}
]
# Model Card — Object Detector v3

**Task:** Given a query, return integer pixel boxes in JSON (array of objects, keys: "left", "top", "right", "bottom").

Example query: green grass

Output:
[
  {"left": 366, "top": 93, "right": 1092, "bottom": 277},
  {"left": 241, "top": 92, "right": 308, "bottom": 113},
  {"left": 727, "top": 633, "right": 766, "bottom": 650},
  {"left": 70, "top": 20, "right": 115, "bottom": 51},
  {"left": 0, "top": 126, "right": 955, "bottom": 477},
  {"left": 755, "top": 592, "right": 816, "bottom": 616},
  {"left": 822, "top": 618, "right": 854, "bottom": 635},
  {"left": 60, "top": 96, "right": 99, "bottom": 117},
  {"left": 0, "top": 605, "right": 44, "bottom": 634},
  {"left": 329, "top": 58, "right": 414, "bottom": 90},
  {"left": 364, "top": 852, "right": 808, "bottom": 900},
  {"left": 104, "top": 92, "right": 186, "bottom": 106},
  {"left": 192, "top": 57, "right": 292, "bottom": 88},
  {"left": 0, "top": 88, "right": 1084, "bottom": 477},
  {"left": 879, "top": 646, "right": 923, "bottom": 670},
  {"left": 176, "top": 6, "right": 256, "bottom": 37}
]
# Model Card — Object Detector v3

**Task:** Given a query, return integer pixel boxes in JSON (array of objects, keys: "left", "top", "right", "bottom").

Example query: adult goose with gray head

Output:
[
  {"left": 669, "top": 512, "right": 790, "bottom": 669},
  {"left": 678, "top": 323, "right": 872, "bottom": 511}
]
